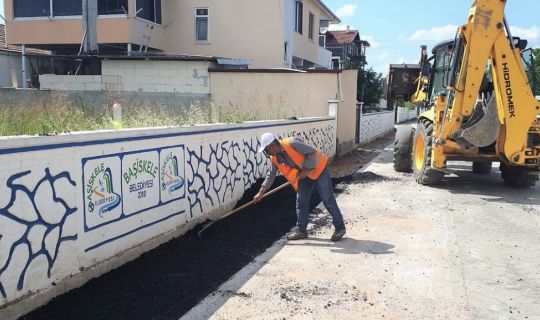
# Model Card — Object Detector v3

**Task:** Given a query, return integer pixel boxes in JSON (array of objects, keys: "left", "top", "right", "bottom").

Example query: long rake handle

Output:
[{"left": 197, "top": 181, "right": 292, "bottom": 237}]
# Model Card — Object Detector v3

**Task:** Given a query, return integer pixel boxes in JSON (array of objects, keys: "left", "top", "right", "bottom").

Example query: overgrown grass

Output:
[
  {"left": 0, "top": 99, "right": 214, "bottom": 137},
  {"left": 0, "top": 93, "right": 305, "bottom": 136},
  {"left": 0, "top": 101, "right": 111, "bottom": 136}
]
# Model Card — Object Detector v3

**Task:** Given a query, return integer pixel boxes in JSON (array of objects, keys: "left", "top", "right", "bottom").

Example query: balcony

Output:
[
  {"left": 3, "top": 0, "right": 165, "bottom": 53},
  {"left": 317, "top": 45, "right": 332, "bottom": 69}
]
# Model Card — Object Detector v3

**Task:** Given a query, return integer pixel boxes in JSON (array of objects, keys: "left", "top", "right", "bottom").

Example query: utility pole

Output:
[
  {"left": 82, "top": 0, "right": 98, "bottom": 54},
  {"left": 21, "top": 45, "right": 27, "bottom": 89}
]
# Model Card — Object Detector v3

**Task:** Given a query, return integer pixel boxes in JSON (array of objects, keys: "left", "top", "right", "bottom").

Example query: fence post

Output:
[
  {"left": 356, "top": 102, "right": 364, "bottom": 144},
  {"left": 328, "top": 100, "right": 339, "bottom": 117},
  {"left": 328, "top": 99, "right": 340, "bottom": 155}
]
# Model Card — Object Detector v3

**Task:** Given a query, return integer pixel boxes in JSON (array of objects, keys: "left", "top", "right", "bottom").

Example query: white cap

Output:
[{"left": 258, "top": 132, "right": 277, "bottom": 153}]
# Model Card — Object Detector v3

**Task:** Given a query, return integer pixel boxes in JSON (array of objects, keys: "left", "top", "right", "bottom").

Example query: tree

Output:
[
  {"left": 532, "top": 48, "right": 540, "bottom": 96},
  {"left": 357, "top": 67, "right": 384, "bottom": 108}
]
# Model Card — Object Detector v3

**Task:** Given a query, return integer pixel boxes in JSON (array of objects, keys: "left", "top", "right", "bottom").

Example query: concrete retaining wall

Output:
[
  {"left": 0, "top": 117, "right": 336, "bottom": 319},
  {"left": 358, "top": 111, "right": 395, "bottom": 145},
  {"left": 397, "top": 107, "right": 417, "bottom": 123},
  {"left": 210, "top": 70, "right": 358, "bottom": 156}
]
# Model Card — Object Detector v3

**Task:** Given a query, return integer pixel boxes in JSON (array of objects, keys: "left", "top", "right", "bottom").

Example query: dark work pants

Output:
[{"left": 295, "top": 168, "right": 345, "bottom": 233}]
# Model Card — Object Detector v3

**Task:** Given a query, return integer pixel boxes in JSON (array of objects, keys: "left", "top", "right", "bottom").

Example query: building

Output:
[
  {"left": 3, "top": 0, "right": 340, "bottom": 69},
  {"left": 0, "top": 24, "right": 51, "bottom": 87},
  {"left": 323, "top": 27, "right": 369, "bottom": 70}
]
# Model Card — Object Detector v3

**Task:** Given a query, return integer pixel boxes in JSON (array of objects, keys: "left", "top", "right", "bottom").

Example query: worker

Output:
[{"left": 254, "top": 132, "right": 346, "bottom": 241}]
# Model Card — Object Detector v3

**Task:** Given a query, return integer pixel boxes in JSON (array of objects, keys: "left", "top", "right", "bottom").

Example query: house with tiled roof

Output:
[
  {"left": 323, "top": 27, "right": 370, "bottom": 69},
  {"left": 3, "top": 0, "right": 340, "bottom": 69}
]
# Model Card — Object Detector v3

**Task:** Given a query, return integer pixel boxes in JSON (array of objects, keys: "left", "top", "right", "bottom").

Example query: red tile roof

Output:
[
  {"left": 326, "top": 30, "right": 360, "bottom": 44},
  {"left": 0, "top": 24, "right": 51, "bottom": 55}
]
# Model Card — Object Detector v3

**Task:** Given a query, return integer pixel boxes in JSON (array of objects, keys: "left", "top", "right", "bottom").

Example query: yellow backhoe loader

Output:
[{"left": 393, "top": 0, "right": 540, "bottom": 188}]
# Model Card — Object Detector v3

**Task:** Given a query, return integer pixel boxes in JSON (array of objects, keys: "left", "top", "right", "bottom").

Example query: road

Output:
[{"left": 182, "top": 146, "right": 540, "bottom": 320}]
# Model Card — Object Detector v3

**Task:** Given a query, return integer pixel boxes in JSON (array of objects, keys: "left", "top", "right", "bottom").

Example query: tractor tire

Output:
[
  {"left": 500, "top": 163, "right": 539, "bottom": 188},
  {"left": 472, "top": 162, "right": 492, "bottom": 174},
  {"left": 393, "top": 125, "right": 415, "bottom": 173},
  {"left": 412, "top": 119, "right": 444, "bottom": 185}
]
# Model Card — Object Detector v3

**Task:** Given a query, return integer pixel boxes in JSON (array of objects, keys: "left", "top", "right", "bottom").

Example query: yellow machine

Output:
[
  {"left": 394, "top": 0, "right": 540, "bottom": 188},
  {"left": 410, "top": 45, "right": 430, "bottom": 105}
]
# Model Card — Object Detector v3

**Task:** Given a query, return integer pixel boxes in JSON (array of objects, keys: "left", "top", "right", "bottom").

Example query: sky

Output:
[
  {"left": 1, "top": 1, "right": 539, "bottom": 76},
  {"left": 325, "top": 0, "right": 540, "bottom": 75}
]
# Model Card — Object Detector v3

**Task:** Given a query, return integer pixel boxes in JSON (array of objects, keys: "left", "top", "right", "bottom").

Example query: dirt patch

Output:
[
  {"left": 329, "top": 133, "right": 394, "bottom": 178},
  {"left": 277, "top": 282, "right": 330, "bottom": 304},
  {"left": 332, "top": 171, "right": 401, "bottom": 195}
]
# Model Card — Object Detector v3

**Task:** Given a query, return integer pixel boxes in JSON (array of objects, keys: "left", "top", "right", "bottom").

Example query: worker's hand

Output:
[
  {"left": 253, "top": 191, "right": 264, "bottom": 203},
  {"left": 299, "top": 169, "right": 312, "bottom": 179}
]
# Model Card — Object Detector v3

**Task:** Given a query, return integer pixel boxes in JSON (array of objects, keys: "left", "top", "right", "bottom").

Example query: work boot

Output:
[
  {"left": 287, "top": 230, "right": 308, "bottom": 240},
  {"left": 331, "top": 228, "right": 346, "bottom": 241}
]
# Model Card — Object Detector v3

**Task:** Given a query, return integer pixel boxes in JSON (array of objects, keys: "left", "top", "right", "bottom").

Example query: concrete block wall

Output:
[
  {"left": 397, "top": 107, "right": 418, "bottom": 123},
  {"left": 0, "top": 117, "right": 336, "bottom": 320},
  {"left": 39, "top": 60, "right": 214, "bottom": 94},
  {"left": 358, "top": 111, "right": 395, "bottom": 145},
  {"left": 39, "top": 75, "right": 102, "bottom": 91},
  {"left": 102, "top": 60, "right": 213, "bottom": 94}
]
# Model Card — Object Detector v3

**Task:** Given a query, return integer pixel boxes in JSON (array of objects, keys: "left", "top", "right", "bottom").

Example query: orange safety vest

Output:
[{"left": 270, "top": 137, "right": 328, "bottom": 191}]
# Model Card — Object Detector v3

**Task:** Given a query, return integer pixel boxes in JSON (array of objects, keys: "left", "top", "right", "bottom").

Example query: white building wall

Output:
[
  {"left": 0, "top": 117, "right": 336, "bottom": 319},
  {"left": 317, "top": 46, "right": 332, "bottom": 68},
  {"left": 0, "top": 52, "right": 22, "bottom": 88},
  {"left": 282, "top": 0, "right": 296, "bottom": 68}
]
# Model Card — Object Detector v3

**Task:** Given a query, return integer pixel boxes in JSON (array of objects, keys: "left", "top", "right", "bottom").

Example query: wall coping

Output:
[
  {"left": 208, "top": 69, "right": 342, "bottom": 74},
  {"left": 0, "top": 117, "right": 335, "bottom": 155},
  {"left": 362, "top": 111, "right": 394, "bottom": 117}
]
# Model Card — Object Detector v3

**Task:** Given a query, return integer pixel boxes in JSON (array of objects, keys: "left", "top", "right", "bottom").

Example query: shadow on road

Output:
[
  {"left": 286, "top": 237, "right": 395, "bottom": 255},
  {"left": 433, "top": 165, "right": 539, "bottom": 206}
]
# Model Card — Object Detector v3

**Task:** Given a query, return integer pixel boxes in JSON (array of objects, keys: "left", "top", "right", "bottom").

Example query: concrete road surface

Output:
[{"left": 182, "top": 146, "right": 540, "bottom": 320}]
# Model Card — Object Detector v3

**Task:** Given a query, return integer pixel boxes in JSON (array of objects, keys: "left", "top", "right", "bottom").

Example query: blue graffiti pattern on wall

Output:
[
  {"left": 0, "top": 169, "right": 78, "bottom": 299},
  {"left": 186, "top": 124, "right": 335, "bottom": 217}
]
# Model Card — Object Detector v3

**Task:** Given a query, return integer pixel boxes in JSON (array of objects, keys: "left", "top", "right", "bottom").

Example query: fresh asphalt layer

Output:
[
  {"left": 20, "top": 176, "right": 323, "bottom": 320},
  {"left": 182, "top": 147, "right": 540, "bottom": 320}
]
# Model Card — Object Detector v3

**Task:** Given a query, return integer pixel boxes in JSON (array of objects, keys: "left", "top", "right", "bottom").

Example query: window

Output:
[
  {"left": 332, "top": 57, "right": 341, "bottom": 70},
  {"left": 13, "top": 0, "right": 119, "bottom": 18},
  {"left": 319, "top": 20, "right": 328, "bottom": 33},
  {"left": 284, "top": 42, "right": 289, "bottom": 62},
  {"left": 294, "top": 1, "right": 303, "bottom": 34},
  {"left": 14, "top": 0, "right": 50, "bottom": 17},
  {"left": 195, "top": 8, "right": 209, "bottom": 42},
  {"left": 136, "top": 0, "right": 162, "bottom": 24},
  {"left": 308, "top": 12, "right": 314, "bottom": 40},
  {"left": 53, "top": 0, "right": 82, "bottom": 16},
  {"left": 319, "top": 34, "right": 326, "bottom": 47},
  {"left": 98, "top": 0, "right": 128, "bottom": 15}
]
